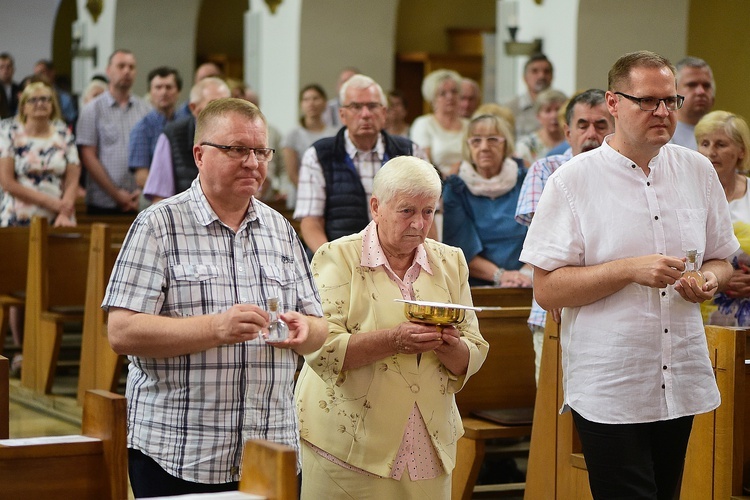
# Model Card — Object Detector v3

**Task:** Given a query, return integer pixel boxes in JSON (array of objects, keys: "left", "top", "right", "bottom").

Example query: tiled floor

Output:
[{"left": 8, "top": 399, "right": 80, "bottom": 438}]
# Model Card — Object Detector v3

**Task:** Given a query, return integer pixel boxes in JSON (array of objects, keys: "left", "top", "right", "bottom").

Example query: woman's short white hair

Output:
[
  {"left": 339, "top": 74, "right": 387, "bottom": 106},
  {"left": 421, "top": 69, "right": 462, "bottom": 103},
  {"left": 372, "top": 156, "right": 442, "bottom": 206}
]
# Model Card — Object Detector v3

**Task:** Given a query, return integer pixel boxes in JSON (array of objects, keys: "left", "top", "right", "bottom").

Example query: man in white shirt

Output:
[
  {"left": 521, "top": 50, "right": 738, "bottom": 499},
  {"left": 669, "top": 56, "right": 715, "bottom": 150}
]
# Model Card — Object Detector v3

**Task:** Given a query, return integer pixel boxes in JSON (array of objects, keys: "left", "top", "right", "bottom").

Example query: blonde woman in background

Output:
[
  {"left": 696, "top": 110, "right": 750, "bottom": 325},
  {"left": 410, "top": 69, "right": 468, "bottom": 177},
  {"left": 515, "top": 88, "right": 567, "bottom": 167},
  {"left": 0, "top": 81, "right": 81, "bottom": 375}
]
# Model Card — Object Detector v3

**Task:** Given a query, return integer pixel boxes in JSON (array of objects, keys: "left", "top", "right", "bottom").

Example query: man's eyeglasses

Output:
[
  {"left": 467, "top": 135, "right": 506, "bottom": 148},
  {"left": 26, "top": 96, "right": 53, "bottom": 105},
  {"left": 614, "top": 92, "right": 684, "bottom": 112},
  {"left": 200, "top": 142, "right": 275, "bottom": 162},
  {"left": 341, "top": 102, "right": 383, "bottom": 113}
]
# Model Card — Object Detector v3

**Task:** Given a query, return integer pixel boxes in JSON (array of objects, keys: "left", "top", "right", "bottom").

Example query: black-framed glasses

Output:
[
  {"left": 614, "top": 92, "right": 684, "bottom": 112},
  {"left": 341, "top": 102, "right": 383, "bottom": 113},
  {"left": 26, "top": 96, "right": 53, "bottom": 105},
  {"left": 200, "top": 142, "right": 274, "bottom": 162}
]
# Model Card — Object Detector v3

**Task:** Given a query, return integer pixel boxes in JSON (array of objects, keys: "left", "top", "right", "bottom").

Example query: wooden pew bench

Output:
[
  {"left": 682, "top": 326, "right": 749, "bottom": 499},
  {"left": 0, "top": 356, "right": 7, "bottom": 439},
  {"left": 453, "top": 305, "right": 536, "bottom": 500},
  {"left": 0, "top": 389, "right": 127, "bottom": 499},
  {"left": 470, "top": 286, "right": 533, "bottom": 308},
  {"left": 21, "top": 217, "right": 92, "bottom": 394},
  {"left": 77, "top": 223, "right": 131, "bottom": 404},
  {"left": 147, "top": 439, "right": 298, "bottom": 500},
  {"left": 0, "top": 226, "right": 30, "bottom": 356}
]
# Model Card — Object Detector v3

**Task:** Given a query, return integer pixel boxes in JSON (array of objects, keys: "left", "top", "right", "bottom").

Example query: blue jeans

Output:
[{"left": 571, "top": 410, "right": 693, "bottom": 500}]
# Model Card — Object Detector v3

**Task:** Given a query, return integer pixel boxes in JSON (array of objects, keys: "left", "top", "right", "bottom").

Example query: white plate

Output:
[{"left": 394, "top": 299, "right": 482, "bottom": 311}]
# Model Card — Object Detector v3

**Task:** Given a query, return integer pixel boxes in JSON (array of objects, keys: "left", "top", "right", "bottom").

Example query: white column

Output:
[{"left": 245, "top": 0, "right": 302, "bottom": 134}]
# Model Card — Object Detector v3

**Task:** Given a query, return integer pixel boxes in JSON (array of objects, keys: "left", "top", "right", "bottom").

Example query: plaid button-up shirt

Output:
[
  {"left": 103, "top": 177, "right": 322, "bottom": 483},
  {"left": 515, "top": 150, "right": 572, "bottom": 328}
]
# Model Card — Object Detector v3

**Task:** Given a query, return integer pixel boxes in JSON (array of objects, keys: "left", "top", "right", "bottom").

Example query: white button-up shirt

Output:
[{"left": 520, "top": 137, "right": 739, "bottom": 424}]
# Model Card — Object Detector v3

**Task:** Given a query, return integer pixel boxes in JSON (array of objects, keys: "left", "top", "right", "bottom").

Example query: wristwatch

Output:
[{"left": 492, "top": 268, "right": 505, "bottom": 286}]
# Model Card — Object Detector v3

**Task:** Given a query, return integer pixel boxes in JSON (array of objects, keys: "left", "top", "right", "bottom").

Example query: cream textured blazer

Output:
[{"left": 295, "top": 232, "right": 489, "bottom": 477}]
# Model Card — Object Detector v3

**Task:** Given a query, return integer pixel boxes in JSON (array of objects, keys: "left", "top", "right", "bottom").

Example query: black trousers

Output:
[
  {"left": 571, "top": 410, "right": 693, "bottom": 500},
  {"left": 128, "top": 448, "right": 238, "bottom": 498}
]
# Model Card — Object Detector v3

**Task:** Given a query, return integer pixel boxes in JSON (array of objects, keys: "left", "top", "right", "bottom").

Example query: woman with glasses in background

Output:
[
  {"left": 410, "top": 69, "right": 468, "bottom": 178},
  {"left": 442, "top": 113, "right": 532, "bottom": 287},
  {"left": 0, "top": 81, "right": 81, "bottom": 376},
  {"left": 0, "top": 81, "right": 80, "bottom": 227},
  {"left": 695, "top": 110, "right": 750, "bottom": 325}
]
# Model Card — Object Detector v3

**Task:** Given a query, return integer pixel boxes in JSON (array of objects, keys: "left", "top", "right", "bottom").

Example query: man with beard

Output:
[
  {"left": 515, "top": 88, "right": 614, "bottom": 383},
  {"left": 77, "top": 49, "right": 150, "bottom": 214},
  {"left": 669, "top": 56, "right": 715, "bottom": 150},
  {"left": 505, "top": 53, "right": 553, "bottom": 138}
]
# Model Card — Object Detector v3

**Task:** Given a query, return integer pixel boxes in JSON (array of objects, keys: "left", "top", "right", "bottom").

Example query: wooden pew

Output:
[
  {"left": 0, "top": 389, "right": 127, "bottom": 500},
  {"left": 21, "top": 217, "right": 91, "bottom": 394},
  {"left": 0, "top": 226, "right": 29, "bottom": 356},
  {"left": 452, "top": 305, "right": 536, "bottom": 500},
  {"left": 77, "top": 223, "right": 130, "bottom": 404},
  {"left": 524, "top": 316, "right": 591, "bottom": 499},
  {"left": 147, "top": 439, "right": 298, "bottom": 500},
  {"left": 683, "top": 326, "right": 748, "bottom": 499},
  {"left": 0, "top": 356, "right": 7, "bottom": 439},
  {"left": 239, "top": 439, "right": 298, "bottom": 499},
  {"left": 470, "top": 286, "right": 533, "bottom": 308},
  {"left": 525, "top": 320, "right": 750, "bottom": 500}
]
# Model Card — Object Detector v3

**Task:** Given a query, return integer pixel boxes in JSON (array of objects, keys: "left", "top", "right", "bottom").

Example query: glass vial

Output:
[
  {"left": 682, "top": 250, "right": 706, "bottom": 288},
  {"left": 265, "top": 297, "right": 289, "bottom": 341}
]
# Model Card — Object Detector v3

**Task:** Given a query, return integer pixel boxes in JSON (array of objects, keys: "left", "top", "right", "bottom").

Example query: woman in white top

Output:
[
  {"left": 410, "top": 69, "right": 468, "bottom": 177},
  {"left": 515, "top": 89, "right": 567, "bottom": 167},
  {"left": 696, "top": 110, "right": 750, "bottom": 325},
  {"left": 282, "top": 84, "right": 338, "bottom": 205}
]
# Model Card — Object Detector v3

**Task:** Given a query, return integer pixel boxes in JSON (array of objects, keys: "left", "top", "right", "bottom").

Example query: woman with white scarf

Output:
[{"left": 442, "top": 113, "right": 532, "bottom": 287}]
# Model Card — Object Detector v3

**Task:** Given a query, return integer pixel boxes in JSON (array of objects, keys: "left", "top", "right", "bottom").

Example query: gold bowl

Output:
[{"left": 396, "top": 300, "right": 480, "bottom": 326}]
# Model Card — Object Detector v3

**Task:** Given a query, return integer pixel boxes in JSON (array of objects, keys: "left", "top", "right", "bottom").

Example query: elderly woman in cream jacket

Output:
[{"left": 295, "top": 156, "right": 488, "bottom": 499}]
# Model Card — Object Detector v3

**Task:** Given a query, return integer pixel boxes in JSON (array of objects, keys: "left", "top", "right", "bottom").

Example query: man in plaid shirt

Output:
[
  {"left": 103, "top": 98, "right": 327, "bottom": 497},
  {"left": 515, "top": 89, "right": 614, "bottom": 383}
]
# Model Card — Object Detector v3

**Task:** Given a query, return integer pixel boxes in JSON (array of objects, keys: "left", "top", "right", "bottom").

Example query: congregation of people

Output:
[{"left": 2, "top": 43, "right": 749, "bottom": 499}]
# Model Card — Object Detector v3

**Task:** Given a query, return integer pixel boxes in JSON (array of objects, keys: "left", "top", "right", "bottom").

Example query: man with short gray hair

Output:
[
  {"left": 669, "top": 56, "right": 715, "bottom": 150},
  {"left": 295, "top": 74, "right": 426, "bottom": 253}
]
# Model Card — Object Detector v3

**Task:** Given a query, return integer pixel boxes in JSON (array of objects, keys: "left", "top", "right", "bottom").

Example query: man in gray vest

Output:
[{"left": 143, "top": 77, "right": 230, "bottom": 203}]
